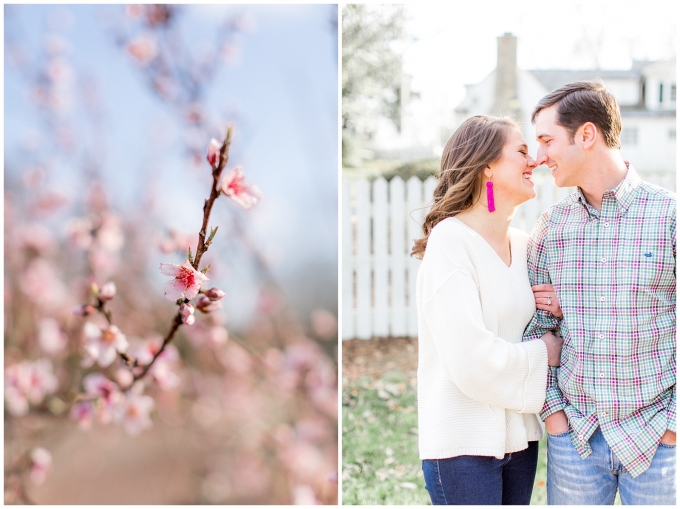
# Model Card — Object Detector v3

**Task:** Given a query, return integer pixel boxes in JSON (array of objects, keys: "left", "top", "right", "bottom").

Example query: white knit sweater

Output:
[{"left": 416, "top": 217, "right": 548, "bottom": 460}]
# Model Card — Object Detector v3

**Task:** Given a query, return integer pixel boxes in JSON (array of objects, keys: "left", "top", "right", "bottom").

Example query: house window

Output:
[
  {"left": 670, "top": 128, "right": 676, "bottom": 140},
  {"left": 671, "top": 84, "right": 676, "bottom": 102},
  {"left": 659, "top": 83, "right": 664, "bottom": 103},
  {"left": 621, "top": 127, "right": 638, "bottom": 145}
]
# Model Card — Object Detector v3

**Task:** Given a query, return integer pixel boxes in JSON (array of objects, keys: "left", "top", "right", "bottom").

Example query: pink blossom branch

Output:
[{"left": 129, "top": 124, "right": 233, "bottom": 385}]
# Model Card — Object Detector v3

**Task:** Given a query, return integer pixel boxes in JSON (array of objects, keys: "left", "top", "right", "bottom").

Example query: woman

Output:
[{"left": 412, "top": 115, "right": 563, "bottom": 505}]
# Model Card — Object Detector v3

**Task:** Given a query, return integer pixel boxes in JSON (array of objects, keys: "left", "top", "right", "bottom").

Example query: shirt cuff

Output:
[
  {"left": 667, "top": 388, "right": 676, "bottom": 433},
  {"left": 539, "top": 368, "right": 565, "bottom": 420}
]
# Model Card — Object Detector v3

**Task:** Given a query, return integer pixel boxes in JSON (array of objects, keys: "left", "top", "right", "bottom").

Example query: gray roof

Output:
[{"left": 529, "top": 69, "right": 640, "bottom": 92}]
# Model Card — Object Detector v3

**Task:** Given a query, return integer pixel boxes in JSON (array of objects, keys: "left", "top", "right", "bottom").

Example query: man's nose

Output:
[{"left": 535, "top": 147, "right": 548, "bottom": 167}]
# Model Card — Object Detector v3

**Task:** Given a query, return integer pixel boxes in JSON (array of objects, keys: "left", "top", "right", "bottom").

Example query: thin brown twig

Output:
[{"left": 127, "top": 124, "right": 233, "bottom": 386}]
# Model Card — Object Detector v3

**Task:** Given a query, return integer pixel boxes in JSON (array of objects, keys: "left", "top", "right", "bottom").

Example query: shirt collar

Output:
[{"left": 576, "top": 161, "right": 640, "bottom": 217}]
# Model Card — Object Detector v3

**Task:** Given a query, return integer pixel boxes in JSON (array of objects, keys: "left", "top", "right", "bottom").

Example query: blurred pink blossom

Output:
[
  {"left": 37, "top": 318, "right": 68, "bottom": 355},
  {"left": 207, "top": 138, "right": 220, "bottom": 166},
  {"left": 98, "top": 281, "right": 117, "bottom": 301},
  {"left": 83, "top": 372, "right": 123, "bottom": 424},
  {"left": 22, "top": 258, "right": 68, "bottom": 311},
  {"left": 69, "top": 400, "right": 95, "bottom": 430},
  {"left": 311, "top": 308, "right": 337, "bottom": 340},
  {"left": 4, "top": 360, "right": 59, "bottom": 416},
  {"left": 99, "top": 281, "right": 116, "bottom": 300},
  {"left": 160, "top": 260, "right": 208, "bottom": 301},
  {"left": 83, "top": 322, "right": 129, "bottom": 367},
  {"left": 29, "top": 447, "right": 52, "bottom": 486},
  {"left": 127, "top": 36, "right": 157, "bottom": 65},
  {"left": 292, "top": 485, "right": 317, "bottom": 505},
  {"left": 220, "top": 166, "right": 262, "bottom": 209},
  {"left": 72, "top": 304, "right": 96, "bottom": 317},
  {"left": 115, "top": 392, "right": 154, "bottom": 435}
]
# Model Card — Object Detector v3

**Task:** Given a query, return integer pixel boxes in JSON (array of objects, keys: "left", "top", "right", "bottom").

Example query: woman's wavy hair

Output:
[{"left": 411, "top": 115, "right": 517, "bottom": 259}]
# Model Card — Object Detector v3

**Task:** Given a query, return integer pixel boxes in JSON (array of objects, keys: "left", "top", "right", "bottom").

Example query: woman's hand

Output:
[
  {"left": 540, "top": 332, "right": 563, "bottom": 367},
  {"left": 533, "top": 284, "right": 563, "bottom": 319}
]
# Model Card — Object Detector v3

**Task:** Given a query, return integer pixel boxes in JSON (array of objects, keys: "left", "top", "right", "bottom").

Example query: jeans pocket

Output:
[
  {"left": 547, "top": 429, "right": 570, "bottom": 438},
  {"left": 658, "top": 442, "right": 676, "bottom": 449}
]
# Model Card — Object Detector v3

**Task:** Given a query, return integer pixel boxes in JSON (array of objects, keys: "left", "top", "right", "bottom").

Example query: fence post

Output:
[
  {"left": 342, "top": 178, "right": 354, "bottom": 340},
  {"left": 389, "top": 177, "right": 407, "bottom": 336}
]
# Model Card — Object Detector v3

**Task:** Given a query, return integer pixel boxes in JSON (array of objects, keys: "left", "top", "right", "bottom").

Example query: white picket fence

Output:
[{"left": 342, "top": 169, "right": 676, "bottom": 340}]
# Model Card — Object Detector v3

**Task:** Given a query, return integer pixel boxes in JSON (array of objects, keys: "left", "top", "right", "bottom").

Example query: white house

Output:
[{"left": 455, "top": 33, "right": 676, "bottom": 173}]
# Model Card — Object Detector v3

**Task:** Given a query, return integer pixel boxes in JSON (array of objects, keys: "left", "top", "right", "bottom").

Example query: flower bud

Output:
[
  {"left": 72, "top": 304, "right": 96, "bottom": 316},
  {"left": 183, "top": 314, "right": 195, "bottom": 326},
  {"left": 196, "top": 295, "right": 223, "bottom": 313},
  {"left": 204, "top": 287, "right": 225, "bottom": 301},
  {"left": 99, "top": 282, "right": 117, "bottom": 301},
  {"left": 90, "top": 282, "right": 99, "bottom": 297},
  {"left": 179, "top": 303, "right": 194, "bottom": 317},
  {"left": 206, "top": 138, "right": 220, "bottom": 166}
]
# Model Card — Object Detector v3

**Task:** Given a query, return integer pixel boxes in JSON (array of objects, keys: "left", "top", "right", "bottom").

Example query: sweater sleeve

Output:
[{"left": 423, "top": 268, "right": 548, "bottom": 414}]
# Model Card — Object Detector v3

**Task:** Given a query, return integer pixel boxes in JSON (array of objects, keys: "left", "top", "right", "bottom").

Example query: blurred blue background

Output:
[{"left": 4, "top": 4, "right": 339, "bottom": 328}]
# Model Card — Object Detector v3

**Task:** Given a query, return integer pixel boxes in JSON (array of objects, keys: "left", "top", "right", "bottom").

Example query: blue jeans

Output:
[
  {"left": 547, "top": 427, "right": 676, "bottom": 505},
  {"left": 422, "top": 442, "right": 538, "bottom": 505}
]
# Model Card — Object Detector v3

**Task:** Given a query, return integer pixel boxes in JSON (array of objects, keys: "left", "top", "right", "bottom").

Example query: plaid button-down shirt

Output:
[{"left": 523, "top": 164, "right": 676, "bottom": 478}]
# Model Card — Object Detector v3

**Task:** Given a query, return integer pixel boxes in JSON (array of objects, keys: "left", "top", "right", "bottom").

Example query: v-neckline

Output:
[{"left": 450, "top": 217, "right": 514, "bottom": 269}]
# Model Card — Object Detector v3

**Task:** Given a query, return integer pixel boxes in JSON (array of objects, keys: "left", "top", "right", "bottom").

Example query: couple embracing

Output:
[{"left": 413, "top": 80, "right": 676, "bottom": 505}]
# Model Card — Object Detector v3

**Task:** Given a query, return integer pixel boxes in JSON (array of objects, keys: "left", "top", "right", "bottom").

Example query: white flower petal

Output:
[{"left": 159, "top": 262, "right": 180, "bottom": 277}]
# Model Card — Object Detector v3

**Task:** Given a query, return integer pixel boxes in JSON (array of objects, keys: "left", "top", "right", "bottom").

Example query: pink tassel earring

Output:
[{"left": 486, "top": 180, "right": 495, "bottom": 212}]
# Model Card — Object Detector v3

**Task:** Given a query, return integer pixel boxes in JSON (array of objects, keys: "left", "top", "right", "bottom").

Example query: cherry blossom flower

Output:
[
  {"left": 29, "top": 448, "right": 52, "bottom": 486},
  {"left": 115, "top": 392, "right": 154, "bottom": 436},
  {"left": 159, "top": 260, "right": 208, "bottom": 301},
  {"left": 207, "top": 138, "right": 220, "bottom": 166},
  {"left": 98, "top": 281, "right": 116, "bottom": 301},
  {"left": 83, "top": 322, "right": 129, "bottom": 367},
  {"left": 83, "top": 372, "right": 123, "bottom": 424},
  {"left": 220, "top": 166, "right": 262, "bottom": 209}
]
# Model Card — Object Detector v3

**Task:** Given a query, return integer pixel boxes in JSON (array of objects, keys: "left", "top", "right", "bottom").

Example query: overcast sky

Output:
[{"left": 401, "top": 0, "right": 677, "bottom": 141}]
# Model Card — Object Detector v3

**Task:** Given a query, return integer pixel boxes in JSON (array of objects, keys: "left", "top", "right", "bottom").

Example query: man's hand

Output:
[
  {"left": 545, "top": 410, "right": 569, "bottom": 435},
  {"left": 660, "top": 430, "right": 676, "bottom": 445}
]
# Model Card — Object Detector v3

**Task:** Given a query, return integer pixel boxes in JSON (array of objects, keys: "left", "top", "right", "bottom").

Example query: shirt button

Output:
[
  {"left": 604, "top": 222, "right": 609, "bottom": 227},
  {"left": 600, "top": 373, "right": 605, "bottom": 378},
  {"left": 599, "top": 334, "right": 605, "bottom": 339},
  {"left": 600, "top": 297, "right": 606, "bottom": 302},
  {"left": 578, "top": 435, "right": 584, "bottom": 441},
  {"left": 601, "top": 257, "right": 607, "bottom": 263}
]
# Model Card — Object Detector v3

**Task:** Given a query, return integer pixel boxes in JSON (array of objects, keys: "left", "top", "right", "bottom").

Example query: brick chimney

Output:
[{"left": 491, "top": 33, "right": 521, "bottom": 120}]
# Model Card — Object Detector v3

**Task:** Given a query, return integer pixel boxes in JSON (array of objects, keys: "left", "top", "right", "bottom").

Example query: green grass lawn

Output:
[
  {"left": 342, "top": 369, "right": 550, "bottom": 505},
  {"left": 342, "top": 338, "right": 620, "bottom": 505}
]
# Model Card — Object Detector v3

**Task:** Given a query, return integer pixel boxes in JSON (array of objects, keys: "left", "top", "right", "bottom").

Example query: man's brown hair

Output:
[{"left": 531, "top": 79, "right": 622, "bottom": 149}]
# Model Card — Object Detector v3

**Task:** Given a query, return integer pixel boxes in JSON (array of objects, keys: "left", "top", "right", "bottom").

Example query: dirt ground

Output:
[{"left": 342, "top": 337, "right": 418, "bottom": 385}]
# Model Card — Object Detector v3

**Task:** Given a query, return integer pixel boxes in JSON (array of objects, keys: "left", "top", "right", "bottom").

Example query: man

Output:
[{"left": 523, "top": 79, "right": 676, "bottom": 505}]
